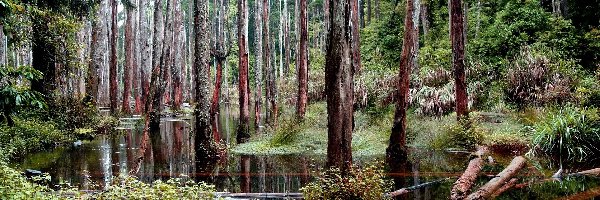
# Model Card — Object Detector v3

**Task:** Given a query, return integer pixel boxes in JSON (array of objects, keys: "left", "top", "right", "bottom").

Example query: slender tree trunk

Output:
[
  {"left": 283, "top": 0, "right": 290, "bottom": 76},
  {"left": 450, "top": 0, "right": 468, "bottom": 120},
  {"left": 134, "top": 0, "right": 143, "bottom": 114},
  {"left": 350, "top": 0, "right": 362, "bottom": 76},
  {"left": 264, "top": 0, "right": 277, "bottom": 125},
  {"left": 194, "top": 0, "right": 218, "bottom": 159},
  {"left": 123, "top": 6, "right": 135, "bottom": 114},
  {"left": 87, "top": 4, "right": 104, "bottom": 105},
  {"left": 172, "top": 0, "right": 184, "bottom": 110},
  {"left": 0, "top": 23, "right": 5, "bottom": 66},
  {"left": 237, "top": 0, "right": 251, "bottom": 142},
  {"left": 323, "top": 0, "right": 329, "bottom": 52},
  {"left": 254, "top": 0, "right": 264, "bottom": 132},
  {"left": 296, "top": 0, "right": 308, "bottom": 119},
  {"left": 388, "top": 0, "right": 420, "bottom": 161},
  {"left": 110, "top": 0, "right": 119, "bottom": 113},
  {"left": 140, "top": 0, "right": 151, "bottom": 114},
  {"left": 325, "top": 0, "right": 354, "bottom": 173}
]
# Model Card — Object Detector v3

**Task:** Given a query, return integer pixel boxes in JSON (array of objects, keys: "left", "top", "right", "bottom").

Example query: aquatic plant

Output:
[
  {"left": 530, "top": 105, "right": 600, "bottom": 162},
  {"left": 301, "top": 164, "right": 392, "bottom": 200}
]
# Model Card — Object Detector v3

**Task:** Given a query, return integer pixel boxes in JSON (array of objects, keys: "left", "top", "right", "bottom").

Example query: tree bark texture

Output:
[
  {"left": 264, "top": 0, "right": 277, "bottom": 125},
  {"left": 451, "top": 157, "right": 484, "bottom": 200},
  {"left": 388, "top": 0, "right": 420, "bottom": 157},
  {"left": 123, "top": 5, "right": 135, "bottom": 114},
  {"left": 254, "top": 0, "right": 264, "bottom": 131},
  {"left": 110, "top": 0, "right": 118, "bottom": 113},
  {"left": 296, "top": 0, "right": 308, "bottom": 119},
  {"left": 194, "top": 0, "right": 218, "bottom": 159},
  {"left": 87, "top": 4, "right": 104, "bottom": 105},
  {"left": 325, "top": 0, "right": 354, "bottom": 173},
  {"left": 147, "top": 0, "right": 165, "bottom": 132},
  {"left": 140, "top": 0, "right": 151, "bottom": 113},
  {"left": 466, "top": 156, "right": 527, "bottom": 200},
  {"left": 237, "top": 0, "right": 251, "bottom": 142},
  {"left": 450, "top": 0, "right": 468, "bottom": 120},
  {"left": 172, "top": 0, "right": 185, "bottom": 110}
]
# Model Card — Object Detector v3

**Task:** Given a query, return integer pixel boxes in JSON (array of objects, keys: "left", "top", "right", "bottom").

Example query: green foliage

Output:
[
  {"left": 301, "top": 165, "right": 392, "bottom": 200},
  {"left": 530, "top": 105, "right": 600, "bottom": 162},
  {"left": 0, "top": 118, "right": 68, "bottom": 159},
  {"left": 435, "top": 119, "right": 485, "bottom": 150},
  {"left": 0, "top": 161, "right": 59, "bottom": 200},
  {"left": 0, "top": 65, "right": 46, "bottom": 125},
  {"left": 575, "top": 76, "right": 600, "bottom": 108},
  {"left": 270, "top": 117, "right": 303, "bottom": 146},
  {"left": 92, "top": 176, "right": 216, "bottom": 200}
]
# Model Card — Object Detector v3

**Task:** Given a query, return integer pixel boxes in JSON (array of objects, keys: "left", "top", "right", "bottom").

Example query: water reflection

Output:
[{"left": 14, "top": 106, "right": 600, "bottom": 198}]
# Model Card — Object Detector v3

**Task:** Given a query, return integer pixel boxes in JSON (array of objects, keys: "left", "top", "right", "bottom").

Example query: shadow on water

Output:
[{"left": 13, "top": 105, "right": 600, "bottom": 199}]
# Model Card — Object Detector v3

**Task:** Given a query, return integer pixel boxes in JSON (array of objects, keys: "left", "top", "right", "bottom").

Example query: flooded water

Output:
[{"left": 13, "top": 106, "right": 600, "bottom": 199}]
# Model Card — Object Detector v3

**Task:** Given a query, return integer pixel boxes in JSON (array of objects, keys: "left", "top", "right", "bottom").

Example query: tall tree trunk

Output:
[
  {"left": 325, "top": 0, "right": 354, "bottom": 173},
  {"left": 110, "top": 0, "right": 119, "bottom": 113},
  {"left": 172, "top": 0, "right": 184, "bottom": 110},
  {"left": 211, "top": 0, "right": 228, "bottom": 141},
  {"left": 237, "top": 0, "right": 251, "bottom": 143},
  {"left": 350, "top": 0, "right": 362, "bottom": 77},
  {"left": 264, "top": 0, "right": 276, "bottom": 125},
  {"left": 194, "top": 0, "right": 218, "bottom": 159},
  {"left": 388, "top": 0, "right": 420, "bottom": 162},
  {"left": 450, "top": 0, "right": 468, "bottom": 120},
  {"left": 140, "top": 0, "right": 151, "bottom": 114},
  {"left": 87, "top": 3, "right": 104, "bottom": 105},
  {"left": 323, "top": 0, "right": 329, "bottom": 52},
  {"left": 147, "top": 0, "right": 165, "bottom": 132},
  {"left": 0, "top": 23, "right": 5, "bottom": 66},
  {"left": 254, "top": 0, "right": 264, "bottom": 132},
  {"left": 283, "top": 0, "right": 290, "bottom": 76},
  {"left": 134, "top": 0, "right": 143, "bottom": 114},
  {"left": 296, "top": 0, "right": 308, "bottom": 119},
  {"left": 123, "top": 6, "right": 135, "bottom": 114}
]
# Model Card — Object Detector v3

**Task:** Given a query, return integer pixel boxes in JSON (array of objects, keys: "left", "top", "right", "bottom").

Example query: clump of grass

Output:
[
  {"left": 301, "top": 164, "right": 392, "bottom": 200},
  {"left": 530, "top": 105, "right": 600, "bottom": 162},
  {"left": 270, "top": 117, "right": 304, "bottom": 146}
]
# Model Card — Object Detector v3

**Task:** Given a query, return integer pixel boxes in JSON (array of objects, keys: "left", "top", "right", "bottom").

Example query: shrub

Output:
[
  {"left": 301, "top": 165, "right": 392, "bottom": 200},
  {"left": 530, "top": 105, "right": 600, "bottom": 162},
  {"left": 432, "top": 119, "right": 485, "bottom": 150},
  {"left": 93, "top": 176, "right": 216, "bottom": 199},
  {"left": 0, "top": 118, "right": 69, "bottom": 159},
  {"left": 505, "top": 45, "right": 575, "bottom": 107}
]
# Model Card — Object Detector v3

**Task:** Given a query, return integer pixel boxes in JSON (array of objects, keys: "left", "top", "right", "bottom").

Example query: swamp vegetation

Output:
[{"left": 1, "top": 0, "right": 600, "bottom": 199}]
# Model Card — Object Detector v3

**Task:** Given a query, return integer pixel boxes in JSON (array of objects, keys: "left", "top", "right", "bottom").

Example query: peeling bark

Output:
[{"left": 450, "top": 0, "right": 468, "bottom": 120}]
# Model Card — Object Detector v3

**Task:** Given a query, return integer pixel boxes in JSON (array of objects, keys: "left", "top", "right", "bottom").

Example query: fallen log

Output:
[
  {"left": 569, "top": 168, "right": 600, "bottom": 177},
  {"left": 384, "top": 177, "right": 455, "bottom": 198},
  {"left": 490, "top": 178, "right": 518, "bottom": 198},
  {"left": 465, "top": 156, "right": 527, "bottom": 200},
  {"left": 450, "top": 147, "right": 488, "bottom": 200}
]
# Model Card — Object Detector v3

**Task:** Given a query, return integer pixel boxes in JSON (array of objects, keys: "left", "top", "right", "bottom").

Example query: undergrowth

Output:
[{"left": 301, "top": 164, "right": 392, "bottom": 200}]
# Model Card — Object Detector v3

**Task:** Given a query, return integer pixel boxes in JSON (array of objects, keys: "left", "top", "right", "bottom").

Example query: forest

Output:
[{"left": 0, "top": 0, "right": 600, "bottom": 199}]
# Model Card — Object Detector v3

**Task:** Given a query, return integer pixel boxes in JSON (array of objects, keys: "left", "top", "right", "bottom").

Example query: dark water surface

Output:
[{"left": 13, "top": 109, "right": 600, "bottom": 199}]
